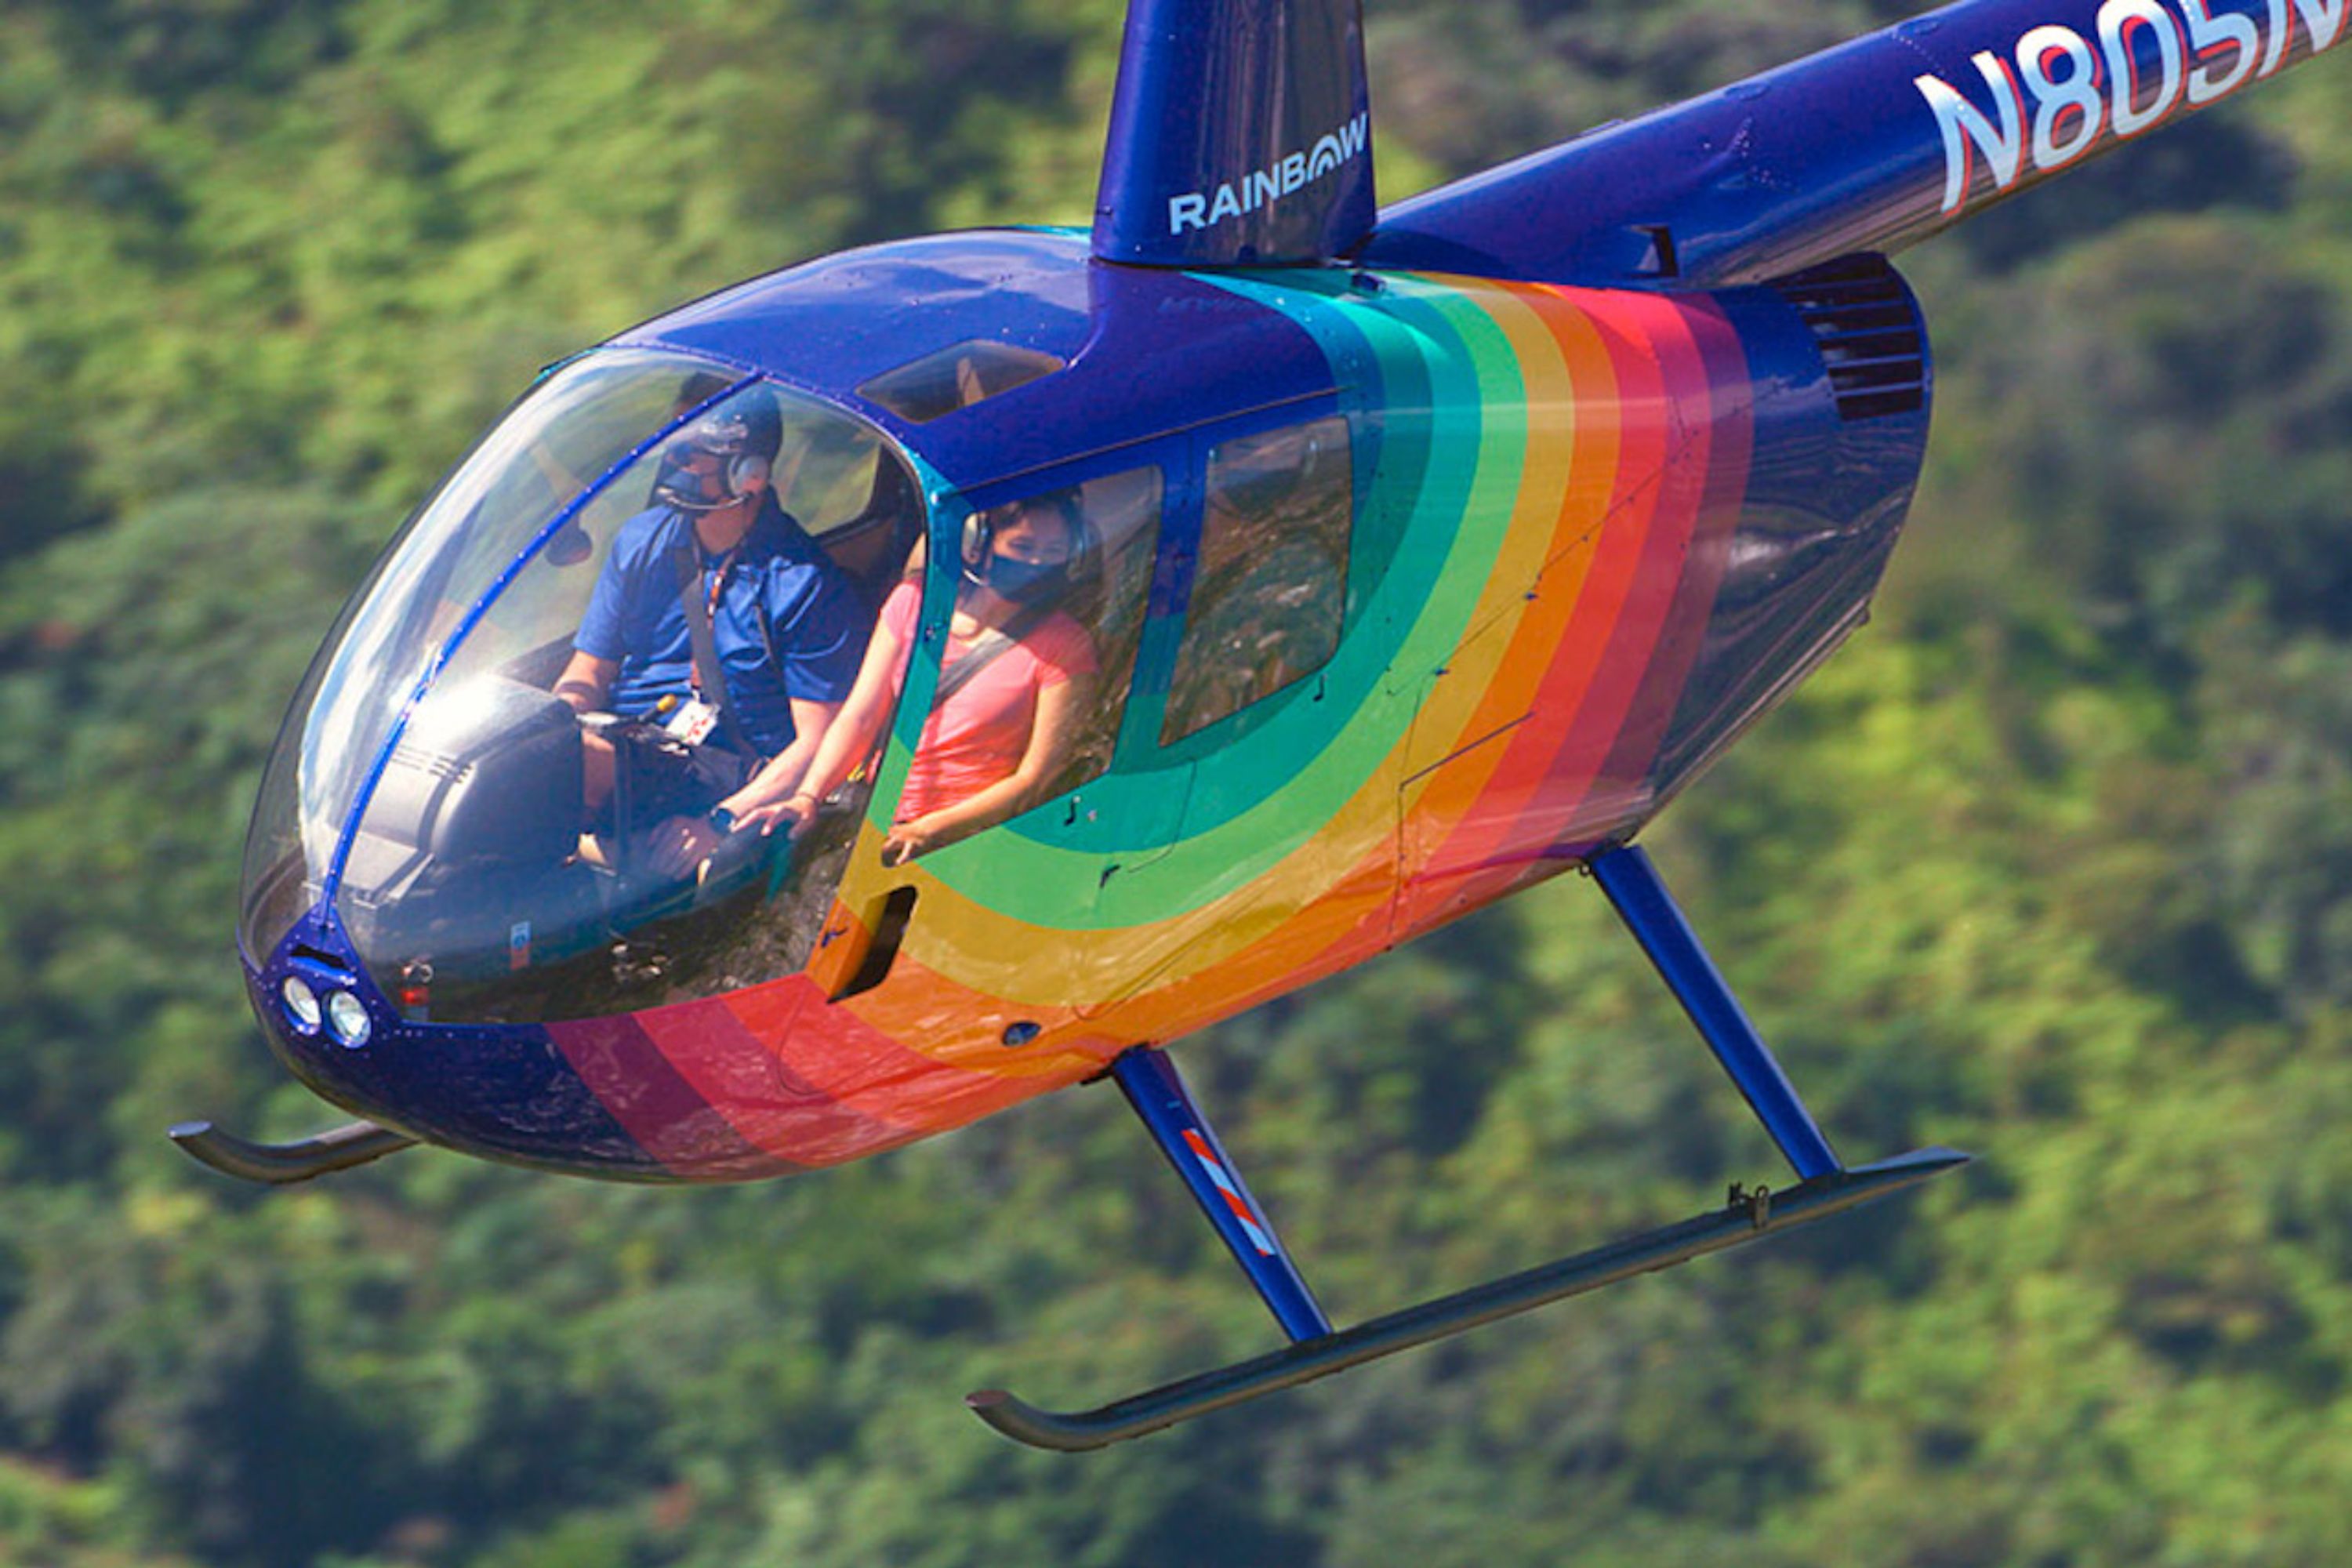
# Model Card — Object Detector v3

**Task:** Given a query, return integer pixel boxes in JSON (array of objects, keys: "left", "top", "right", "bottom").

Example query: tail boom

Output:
[{"left": 1363, "top": 0, "right": 2343, "bottom": 287}]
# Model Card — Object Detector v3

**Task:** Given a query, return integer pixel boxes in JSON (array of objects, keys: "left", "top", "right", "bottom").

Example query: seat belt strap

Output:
[{"left": 673, "top": 544, "right": 760, "bottom": 761}]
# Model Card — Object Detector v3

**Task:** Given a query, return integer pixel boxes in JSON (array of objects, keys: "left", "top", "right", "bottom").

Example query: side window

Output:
[
  {"left": 753, "top": 383, "right": 922, "bottom": 612},
  {"left": 1162, "top": 415, "right": 1352, "bottom": 744},
  {"left": 891, "top": 467, "right": 1160, "bottom": 854}
]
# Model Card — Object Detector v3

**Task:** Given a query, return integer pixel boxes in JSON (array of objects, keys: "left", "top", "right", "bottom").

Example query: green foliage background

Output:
[{"left": 2, "top": 2, "right": 2351, "bottom": 1563}]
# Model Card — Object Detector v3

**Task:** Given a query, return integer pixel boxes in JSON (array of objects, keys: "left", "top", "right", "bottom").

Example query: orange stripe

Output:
[
  {"left": 1501, "top": 290, "right": 1716, "bottom": 849},
  {"left": 1410, "top": 289, "right": 1681, "bottom": 876},
  {"left": 1396, "top": 286, "right": 1635, "bottom": 903}
]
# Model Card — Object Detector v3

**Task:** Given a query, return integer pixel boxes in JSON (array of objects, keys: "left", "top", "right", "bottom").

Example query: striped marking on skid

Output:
[{"left": 1181, "top": 1128, "right": 1278, "bottom": 1255}]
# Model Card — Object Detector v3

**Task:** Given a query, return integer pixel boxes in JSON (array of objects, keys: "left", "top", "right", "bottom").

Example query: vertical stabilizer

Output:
[{"left": 1094, "top": 0, "right": 1376, "bottom": 267}]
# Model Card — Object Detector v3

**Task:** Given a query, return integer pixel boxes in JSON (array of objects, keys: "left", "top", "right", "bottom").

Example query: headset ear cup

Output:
[
  {"left": 961, "top": 511, "right": 990, "bottom": 570},
  {"left": 729, "top": 453, "right": 770, "bottom": 498}
]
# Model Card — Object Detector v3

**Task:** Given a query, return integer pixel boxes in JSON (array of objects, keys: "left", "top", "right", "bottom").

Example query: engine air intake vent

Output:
[{"left": 1777, "top": 254, "right": 1927, "bottom": 422}]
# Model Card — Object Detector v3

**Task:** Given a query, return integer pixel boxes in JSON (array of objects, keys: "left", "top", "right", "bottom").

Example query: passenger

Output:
[
  {"left": 779, "top": 493, "right": 1097, "bottom": 865},
  {"left": 554, "top": 389, "right": 864, "bottom": 878}
]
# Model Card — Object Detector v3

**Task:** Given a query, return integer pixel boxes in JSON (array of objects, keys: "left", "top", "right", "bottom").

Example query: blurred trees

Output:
[{"left": 2, "top": 1, "right": 2351, "bottom": 1565}]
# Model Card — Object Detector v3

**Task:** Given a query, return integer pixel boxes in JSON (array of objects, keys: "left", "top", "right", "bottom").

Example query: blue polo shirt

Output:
[{"left": 575, "top": 500, "right": 862, "bottom": 757}]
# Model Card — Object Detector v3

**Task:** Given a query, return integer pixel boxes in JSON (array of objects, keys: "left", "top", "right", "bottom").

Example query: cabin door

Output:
[{"left": 807, "top": 450, "right": 1178, "bottom": 1017}]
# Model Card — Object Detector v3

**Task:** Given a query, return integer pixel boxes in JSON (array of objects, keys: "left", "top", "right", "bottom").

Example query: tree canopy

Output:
[{"left": 3, "top": 2, "right": 2352, "bottom": 1564}]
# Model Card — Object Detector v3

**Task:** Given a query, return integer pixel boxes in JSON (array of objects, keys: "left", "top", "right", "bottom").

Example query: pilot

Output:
[
  {"left": 780, "top": 491, "right": 1098, "bottom": 865},
  {"left": 554, "top": 387, "right": 864, "bottom": 877}
]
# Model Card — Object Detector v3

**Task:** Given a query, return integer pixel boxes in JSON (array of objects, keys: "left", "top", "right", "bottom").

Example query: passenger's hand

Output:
[
  {"left": 880, "top": 818, "right": 942, "bottom": 866},
  {"left": 649, "top": 814, "right": 724, "bottom": 879}
]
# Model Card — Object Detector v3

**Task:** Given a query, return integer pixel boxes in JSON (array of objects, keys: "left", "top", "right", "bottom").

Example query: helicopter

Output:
[{"left": 173, "top": 0, "right": 2347, "bottom": 1450}]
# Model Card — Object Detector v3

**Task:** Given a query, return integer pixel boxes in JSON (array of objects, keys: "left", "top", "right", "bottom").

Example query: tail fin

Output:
[{"left": 1093, "top": 0, "right": 1376, "bottom": 267}]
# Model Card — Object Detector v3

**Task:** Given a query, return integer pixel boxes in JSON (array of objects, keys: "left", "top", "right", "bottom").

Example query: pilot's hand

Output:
[
  {"left": 779, "top": 792, "right": 825, "bottom": 840},
  {"left": 720, "top": 804, "right": 795, "bottom": 841},
  {"left": 650, "top": 814, "right": 724, "bottom": 879}
]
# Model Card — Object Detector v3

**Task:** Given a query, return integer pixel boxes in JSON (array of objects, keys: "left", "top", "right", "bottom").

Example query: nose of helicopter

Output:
[
  {"left": 241, "top": 892, "right": 912, "bottom": 1182},
  {"left": 241, "top": 900, "right": 691, "bottom": 1178},
  {"left": 228, "top": 350, "right": 915, "bottom": 1178}
]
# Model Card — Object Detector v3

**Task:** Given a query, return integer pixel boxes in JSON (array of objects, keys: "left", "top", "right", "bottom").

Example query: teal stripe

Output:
[
  {"left": 913, "top": 273, "right": 1530, "bottom": 931},
  {"left": 1126, "top": 279, "right": 1523, "bottom": 906}
]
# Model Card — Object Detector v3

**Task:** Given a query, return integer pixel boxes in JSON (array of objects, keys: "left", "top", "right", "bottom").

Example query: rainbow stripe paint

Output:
[{"left": 532, "top": 262, "right": 1926, "bottom": 1179}]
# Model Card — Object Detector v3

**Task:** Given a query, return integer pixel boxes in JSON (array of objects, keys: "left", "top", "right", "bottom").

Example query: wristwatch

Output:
[{"left": 706, "top": 805, "right": 738, "bottom": 834}]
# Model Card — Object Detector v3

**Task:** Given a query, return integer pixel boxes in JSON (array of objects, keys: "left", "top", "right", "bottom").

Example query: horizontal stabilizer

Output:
[
  {"left": 967, "top": 1146, "right": 1969, "bottom": 1450},
  {"left": 1094, "top": 0, "right": 1376, "bottom": 267}
]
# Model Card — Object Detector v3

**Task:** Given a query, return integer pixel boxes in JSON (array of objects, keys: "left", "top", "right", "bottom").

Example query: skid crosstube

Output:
[
  {"left": 169, "top": 1118, "right": 416, "bottom": 1185},
  {"left": 967, "top": 1145, "right": 1968, "bottom": 1450},
  {"left": 1108, "top": 1047, "right": 1333, "bottom": 1342}
]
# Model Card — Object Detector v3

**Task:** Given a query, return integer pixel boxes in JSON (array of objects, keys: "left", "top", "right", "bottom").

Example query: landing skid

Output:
[
  {"left": 169, "top": 1118, "right": 416, "bottom": 1184},
  {"left": 969, "top": 1147, "right": 1965, "bottom": 1450},
  {"left": 970, "top": 842, "right": 1971, "bottom": 1449}
]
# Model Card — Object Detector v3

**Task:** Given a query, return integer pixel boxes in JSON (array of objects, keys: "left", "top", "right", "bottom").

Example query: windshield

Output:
[{"left": 240, "top": 350, "right": 926, "bottom": 1025}]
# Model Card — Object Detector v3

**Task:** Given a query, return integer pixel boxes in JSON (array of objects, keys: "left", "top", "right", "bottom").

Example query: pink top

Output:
[{"left": 880, "top": 581, "right": 1097, "bottom": 824}]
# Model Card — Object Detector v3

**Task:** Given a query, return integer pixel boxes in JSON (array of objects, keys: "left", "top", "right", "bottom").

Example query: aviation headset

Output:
[
  {"left": 961, "top": 489, "right": 1094, "bottom": 583},
  {"left": 653, "top": 392, "right": 782, "bottom": 514},
  {"left": 720, "top": 448, "right": 771, "bottom": 499}
]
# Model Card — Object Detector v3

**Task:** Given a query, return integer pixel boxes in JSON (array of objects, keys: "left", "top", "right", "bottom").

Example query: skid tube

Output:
[
  {"left": 967, "top": 1145, "right": 1967, "bottom": 1450},
  {"left": 169, "top": 1118, "right": 417, "bottom": 1185}
]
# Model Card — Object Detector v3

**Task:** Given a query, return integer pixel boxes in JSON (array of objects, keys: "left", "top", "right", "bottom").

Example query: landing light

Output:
[
  {"left": 281, "top": 976, "right": 321, "bottom": 1033},
  {"left": 326, "top": 990, "right": 372, "bottom": 1050}
]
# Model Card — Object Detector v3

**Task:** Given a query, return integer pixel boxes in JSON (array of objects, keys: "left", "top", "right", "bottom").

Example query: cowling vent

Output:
[{"left": 1776, "top": 254, "right": 1927, "bottom": 421}]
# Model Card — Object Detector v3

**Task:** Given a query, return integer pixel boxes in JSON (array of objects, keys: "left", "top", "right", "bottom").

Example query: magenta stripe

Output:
[{"left": 547, "top": 1014, "right": 800, "bottom": 1180}]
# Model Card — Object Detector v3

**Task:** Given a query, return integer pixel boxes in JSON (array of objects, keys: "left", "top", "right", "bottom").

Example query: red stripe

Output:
[
  {"left": 735, "top": 963, "right": 1083, "bottom": 1140},
  {"left": 546, "top": 1012, "right": 797, "bottom": 1180},
  {"left": 1593, "top": 294, "right": 1755, "bottom": 793},
  {"left": 1531, "top": 298, "right": 1715, "bottom": 831},
  {"left": 1181, "top": 1128, "right": 1262, "bottom": 1226},
  {"left": 1454, "top": 290, "right": 1692, "bottom": 856},
  {"left": 634, "top": 989, "right": 911, "bottom": 1169}
]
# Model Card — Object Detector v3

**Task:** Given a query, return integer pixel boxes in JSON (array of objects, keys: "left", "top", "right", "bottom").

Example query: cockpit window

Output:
[
  {"left": 239, "top": 350, "right": 928, "bottom": 1025},
  {"left": 241, "top": 349, "right": 717, "bottom": 964},
  {"left": 857, "top": 339, "right": 1065, "bottom": 423}
]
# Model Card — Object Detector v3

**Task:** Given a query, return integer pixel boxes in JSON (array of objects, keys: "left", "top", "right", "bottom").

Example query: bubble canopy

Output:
[{"left": 241, "top": 349, "right": 925, "bottom": 1023}]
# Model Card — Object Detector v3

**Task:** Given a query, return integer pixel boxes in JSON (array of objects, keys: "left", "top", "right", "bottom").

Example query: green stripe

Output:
[{"left": 916, "top": 274, "right": 1532, "bottom": 931}]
